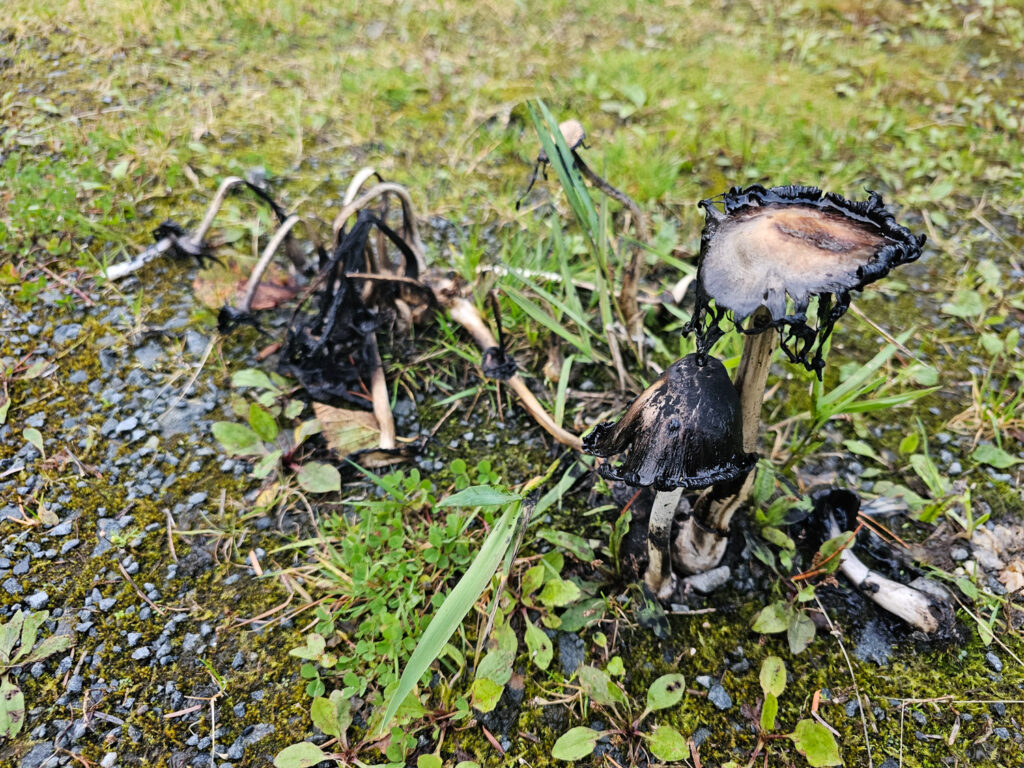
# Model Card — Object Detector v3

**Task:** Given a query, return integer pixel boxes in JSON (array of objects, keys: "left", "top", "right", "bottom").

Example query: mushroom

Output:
[
  {"left": 676, "top": 184, "right": 926, "bottom": 573},
  {"left": 813, "top": 488, "right": 953, "bottom": 634},
  {"left": 583, "top": 353, "right": 757, "bottom": 598}
]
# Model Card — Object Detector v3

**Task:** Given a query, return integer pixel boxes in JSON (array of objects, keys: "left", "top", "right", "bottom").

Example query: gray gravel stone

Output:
[
  {"left": 26, "top": 590, "right": 49, "bottom": 609},
  {"left": 683, "top": 565, "right": 731, "bottom": 594},
  {"left": 53, "top": 324, "right": 83, "bottom": 345},
  {"left": 708, "top": 684, "right": 732, "bottom": 711},
  {"left": 558, "top": 633, "right": 585, "bottom": 676},
  {"left": 115, "top": 416, "right": 139, "bottom": 433},
  {"left": 20, "top": 742, "right": 54, "bottom": 768},
  {"left": 986, "top": 652, "right": 1004, "bottom": 673},
  {"left": 13, "top": 555, "right": 30, "bottom": 576},
  {"left": 60, "top": 538, "right": 81, "bottom": 554},
  {"left": 131, "top": 647, "right": 151, "bottom": 660},
  {"left": 49, "top": 520, "right": 74, "bottom": 536}
]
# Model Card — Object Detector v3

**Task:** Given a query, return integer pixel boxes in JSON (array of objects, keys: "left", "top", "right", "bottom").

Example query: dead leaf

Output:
[
  {"left": 314, "top": 403, "right": 406, "bottom": 468},
  {"left": 315, "top": 403, "right": 382, "bottom": 456},
  {"left": 192, "top": 258, "right": 296, "bottom": 311},
  {"left": 999, "top": 560, "right": 1024, "bottom": 594}
]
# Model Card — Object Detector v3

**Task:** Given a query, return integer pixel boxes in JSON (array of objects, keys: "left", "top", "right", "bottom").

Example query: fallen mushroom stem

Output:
[
  {"left": 240, "top": 214, "right": 303, "bottom": 314},
  {"left": 104, "top": 176, "right": 245, "bottom": 281},
  {"left": 366, "top": 332, "right": 397, "bottom": 451},
  {"left": 828, "top": 516, "right": 944, "bottom": 633},
  {"left": 443, "top": 294, "right": 583, "bottom": 451},
  {"left": 674, "top": 307, "right": 776, "bottom": 573}
]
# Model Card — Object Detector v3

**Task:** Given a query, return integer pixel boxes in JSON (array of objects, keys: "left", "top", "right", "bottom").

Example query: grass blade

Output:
[{"left": 376, "top": 491, "right": 524, "bottom": 733}]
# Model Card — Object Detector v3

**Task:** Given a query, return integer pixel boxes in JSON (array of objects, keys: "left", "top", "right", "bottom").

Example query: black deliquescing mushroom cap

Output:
[
  {"left": 686, "top": 184, "right": 926, "bottom": 375},
  {"left": 582, "top": 353, "right": 757, "bottom": 491}
]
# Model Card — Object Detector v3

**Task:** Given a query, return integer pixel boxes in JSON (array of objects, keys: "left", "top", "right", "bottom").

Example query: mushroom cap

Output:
[
  {"left": 688, "top": 184, "right": 926, "bottom": 373},
  {"left": 582, "top": 353, "right": 757, "bottom": 491},
  {"left": 538, "top": 119, "right": 586, "bottom": 163}
]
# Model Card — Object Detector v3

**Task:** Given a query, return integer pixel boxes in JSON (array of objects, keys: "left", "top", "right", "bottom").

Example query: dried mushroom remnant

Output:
[
  {"left": 813, "top": 488, "right": 953, "bottom": 635},
  {"left": 689, "top": 184, "right": 926, "bottom": 374},
  {"left": 584, "top": 353, "right": 756, "bottom": 598}
]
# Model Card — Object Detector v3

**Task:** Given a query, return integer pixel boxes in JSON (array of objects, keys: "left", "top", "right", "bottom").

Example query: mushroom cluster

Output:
[{"left": 585, "top": 183, "right": 932, "bottom": 609}]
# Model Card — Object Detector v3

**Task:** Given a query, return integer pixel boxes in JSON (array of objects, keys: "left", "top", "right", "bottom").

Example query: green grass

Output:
[{"left": 4, "top": 1, "right": 1024, "bottom": 767}]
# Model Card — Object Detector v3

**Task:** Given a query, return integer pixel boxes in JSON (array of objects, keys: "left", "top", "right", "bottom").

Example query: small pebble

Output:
[{"left": 986, "top": 652, "right": 1003, "bottom": 673}]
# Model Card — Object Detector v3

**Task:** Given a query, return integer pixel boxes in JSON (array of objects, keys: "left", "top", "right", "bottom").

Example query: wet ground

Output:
[{"left": 3, "top": 2, "right": 1024, "bottom": 767}]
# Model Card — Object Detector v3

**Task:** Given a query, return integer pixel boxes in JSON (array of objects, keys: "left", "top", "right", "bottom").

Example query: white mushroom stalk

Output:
[{"left": 828, "top": 516, "right": 944, "bottom": 634}]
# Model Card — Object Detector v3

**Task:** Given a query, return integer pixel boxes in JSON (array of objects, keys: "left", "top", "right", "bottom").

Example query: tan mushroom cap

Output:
[
  {"left": 538, "top": 119, "right": 586, "bottom": 163},
  {"left": 702, "top": 205, "right": 889, "bottom": 321}
]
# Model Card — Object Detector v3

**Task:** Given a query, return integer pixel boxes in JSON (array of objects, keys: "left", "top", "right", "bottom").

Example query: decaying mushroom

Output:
[
  {"left": 812, "top": 488, "right": 953, "bottom": 634},
  {"left": 676, "top": 185, "right": 927, "bottom": 574},
  {"left": 583, "top": 353, "right": 756, "bottom": 597}
]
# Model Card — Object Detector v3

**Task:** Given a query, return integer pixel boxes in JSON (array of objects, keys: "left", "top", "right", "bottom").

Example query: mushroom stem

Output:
[
  {"left": 444, "top": 295, "right": 583, "bottom": 451},
  {"left": 829, "top": 517, "right": 945, "bottom": 633},
  {"left": 674, "top": 308, "right": 776, "bottom": 572},
  {"left": 366, "top": 332, "right": 397, "bottom": 451},
  {"left": 645, "top": 488, "right": 683, "bottom": 600},
  {"left": 240, "top": 214, "right": 302, "bottom": 314}
]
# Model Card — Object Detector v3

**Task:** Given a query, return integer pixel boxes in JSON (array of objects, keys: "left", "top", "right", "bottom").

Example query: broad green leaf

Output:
[
  {"left": 551, "top": 726, "right": 602, "bottom": 761},
  {"left": 761, "top": 526, "right": 795, "bottom": 551},
  {"left": 311, "top": 690, "right": 350, "bottom": 738},
  {"left": 538, "top": 529, "right": 594, "bottom": 562},
  {"left": 454, "top": 762, "right": 481, "bottom": 768},
  {"left": 476, "top": 648, "right": 515, "bottom": 687},
  {"left": 843, "top": 439, "right": 885, "bottom": 465},
  {"left": 539, "top": 577, "right": 581, "bottom": 608},
  {"left": 752, "top": 602, "right": 789, "bottom": 634},
  {"left": 577, "top": 665, "right": 626, "bottom": 707},
  {"left": 0, "top": 612, "right": 24, "bottom": 665},
  {"left": 23, "top": 427, "right": 43, "bottom": 454},
  {"left": 252, "top": 450, "right": 282, "bottom": 479},
  {"left": 20, "top": 633, "right": 72, "bottom": 665},
  {"left": 212, "top": 422, "right": 264, "bottom": 456},
  {"left": 521, "top": 564, "right": 546, "bottom": 596},
  {"left": 436, "top": 485, "right": 522, "bottom": 508},
  {"left": 248, "top": 403, "right": 279, "bottom": 442},
  {"left": 295, "top": 462, "right": 341, "bottom": 494},
  {"left": 815, "top": 531, "right": 856, "bottom": 575},
  {"left": 788, "top": 611, "right": 816, "bottom": 654},
  {"left": 232, "top": 368, "right": 277, "bottom": 391},
  {"left": 759, "top": 656, "right": 786, "bottom": 698},
  {"left": 378, "top": 497, "right": 526, "bottom": 733},
  {"left": 469, "top": 676, "right": 504, "bottom": 713},
  {"left": 289, "top": 633, "right": 325, "bottom": 661},
  {"left": 941, "top": 289, "right": 984, "bottom": 318},
  {"left": 524, "top": 619, "right": 553, "bottom": 671},
  {"left": 790, "top": 719, "right": 842, "bottom": 766},
  {"left": 646, "top": 674, "right": 686, "bottom": 711},
  {"left": 761, "top": 692, "right": 778, "bottom": 732},
  {"left": 971, "top": 444, "right": 1022, "bottom": 469},
  {"left": 417, "top": 755, "right": 443, "bottom": 768},
  {"left": 649, "top": 725, "right": 690, "bottom": 762},
  {"left": 558, "top": 598, "right": 606, "bottom": 632},
  {"left": 273, "top": 742, "right": 329, "bottom": 768},
  {"left": 0, "top": 675, "right": 25, "bottom": 739}
]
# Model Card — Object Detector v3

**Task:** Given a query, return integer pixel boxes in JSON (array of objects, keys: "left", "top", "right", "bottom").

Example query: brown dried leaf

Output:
[
  {"left": 998, "top": 560, "right": 1024, "bottom": 595},
  {"left": 314, "top": 403, "right": 382, "bottom": 456}
]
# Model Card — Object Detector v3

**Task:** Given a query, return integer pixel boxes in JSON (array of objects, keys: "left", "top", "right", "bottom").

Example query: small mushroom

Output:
[
  {"left": 537, "top": 119, "right": 586, "bottom": 164},
  {"left": 676, "top": 185, "right": 926, "bottom": 574},
  {"left": 583, "top": 353, "right": 756, "bottom": 597}
]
